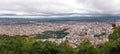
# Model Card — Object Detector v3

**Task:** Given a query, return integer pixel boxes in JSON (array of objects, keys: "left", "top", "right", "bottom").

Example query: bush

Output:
[
  {"left": 0, "top": 35, "right": 35, "bottom": 54},
  {"left": 109, "top": 26, "right": 120, "bottom": 41},
  {"left": 77, "top": 39, "right": 99, "bottom": 54}
]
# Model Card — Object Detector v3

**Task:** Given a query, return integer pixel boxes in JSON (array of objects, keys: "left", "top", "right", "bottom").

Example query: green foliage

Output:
[
  {"left": 35, "top": 28, "right": 69, "bottom": 39},
  {"left": 109, "top": 38, "right": 120, "bottom": 54},
  {"left": 0, "top": 35, "right": 36, "bottom": 54},
  {"left": 99, "top": 26, "right": 120, "bottom": 54},
  {"left": 77, "top": 39, "right": 99, "bottom": 54},
  {"left": 31, "top": 41, "right": 60, "bottom": 54},
  {"left": 58, "top": 42, "right": 77, "bottom": 54},
  {"left": 0, "top": 35, "right": 75, "bottom": 54},
  {"left": 98, "top": 38, "right": 120, "bottom": 54},
  {"left": 98, "top": 42, "right": 112, "bottom": 54},
  {"left": 109, "top": 26, "right": 120, "bottom": 41}
]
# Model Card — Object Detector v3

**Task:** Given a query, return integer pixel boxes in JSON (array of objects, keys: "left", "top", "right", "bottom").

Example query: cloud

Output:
[
  {"left": 0, "top": 0, "right": 120, "bottom": 16},
  {"left": 77, "top": 0, "right": 120, "bottom": 14}
]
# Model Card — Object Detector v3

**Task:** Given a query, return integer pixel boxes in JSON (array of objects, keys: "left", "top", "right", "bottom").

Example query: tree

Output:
[
  {"left": 31, "top": 41, "right": 59, "bottom": 54},
  {"left": 0, "top": 35, "right": 35, "bottom": 54},
  {"left": 77, "top": 39, "right": 99, "bottom": 54},
  {"left": 109, "top": 38, "right": 120, "bottom": 54},
  {"left": 58, "top": 41, "right": 77, "bottom": 54},
  {"left": 99, "top": 26, "right": 120, "bottom": 54},
  {"left": 98, "top": 42, "right": 111, "bottom": 54},
  {"left": 109, "top": 26, "right": 120, "bottom": 41}
]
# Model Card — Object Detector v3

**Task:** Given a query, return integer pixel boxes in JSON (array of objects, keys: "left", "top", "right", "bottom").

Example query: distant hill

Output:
[{"left": 0, "top": 15, "right": 120, "bottom": 25}]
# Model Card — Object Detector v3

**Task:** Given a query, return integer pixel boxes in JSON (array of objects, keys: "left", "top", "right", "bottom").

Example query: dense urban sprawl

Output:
[{"left": 0, "top": 22, "right": 117, "bottom": 47}]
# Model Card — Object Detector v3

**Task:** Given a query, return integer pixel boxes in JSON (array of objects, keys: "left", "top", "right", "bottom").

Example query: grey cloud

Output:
[
  {"left": 0, "top": 0, "right": 120, "bottom": 16},
  {"left": 78, "top": 0, "right": 120, "bottom": 14}
]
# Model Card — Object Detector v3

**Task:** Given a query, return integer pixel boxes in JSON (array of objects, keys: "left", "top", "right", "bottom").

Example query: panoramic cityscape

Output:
[
  {"left": 0, "top": 0, "right": 120, "bottom": 54},
  {"left": 0, "top": 17, "right": 118, "bottom": 47}
]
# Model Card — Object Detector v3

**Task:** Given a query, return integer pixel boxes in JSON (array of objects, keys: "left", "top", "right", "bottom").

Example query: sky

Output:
[{"left": 0, "top": 0, "right": 120, "bottom": 16}]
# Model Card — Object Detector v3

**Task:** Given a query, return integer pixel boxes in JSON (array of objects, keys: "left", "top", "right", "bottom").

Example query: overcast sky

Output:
[{"left": 0, "top": 0, "right": 120, "bottom": 16}]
